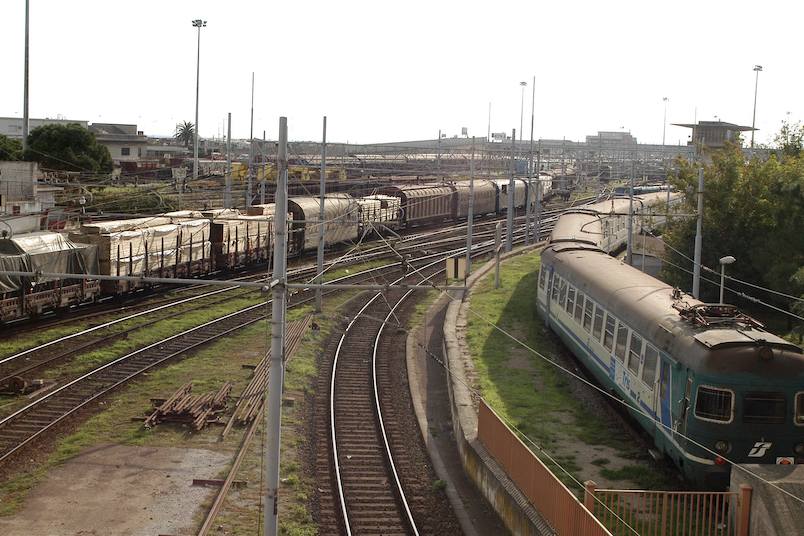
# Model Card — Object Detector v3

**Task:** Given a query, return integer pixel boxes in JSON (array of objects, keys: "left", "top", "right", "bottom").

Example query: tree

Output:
[
  {"left": 663, "top": 137, "right": 804, "bottom": 309},
  {"left": 771, "top": 119, "right": 804, "bottom": 159},
  {"left": 0, "top": 134, "right": 23, "bottom": 161},
  {"left": 24, "top": 123, "right": 113, "bottom": 174},
  {"left": 174, "top": 121, "right": 195, "bottom": 148}
]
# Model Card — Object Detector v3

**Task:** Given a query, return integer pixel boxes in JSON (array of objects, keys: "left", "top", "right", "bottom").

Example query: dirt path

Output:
[{"left": 0, "top": 443, "right": 230, "bottom": 536}]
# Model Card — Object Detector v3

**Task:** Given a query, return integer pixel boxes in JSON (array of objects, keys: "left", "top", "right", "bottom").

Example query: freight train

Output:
[
  {"left": 537, "top": 192, "right": 804, "bottom": 489},
  {"left": 0, "top": 178, "right": 550, "bottom": 323}
]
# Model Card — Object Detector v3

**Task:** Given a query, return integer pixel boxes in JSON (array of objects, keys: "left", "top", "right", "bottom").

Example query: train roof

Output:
[
  {"left": 543, "top": 246, "right": 802, "bottom": 368},
  {"left": 287, "top": 196, "right": 359, "bottom": 221}
]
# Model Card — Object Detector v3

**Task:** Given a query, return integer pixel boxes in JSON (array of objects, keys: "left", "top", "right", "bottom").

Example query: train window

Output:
[
  {"left": 565, "top": 286, "right": 575, "bottom": 314},
  {"left": 659, "top": 362, "right": 670, "bottom": 400},
  {"left": 551, "top": 274, "right": 560, "bottom": 303},
  {"left": 539, "top": 266, "right": 546, "bottom": 290},
  {"left": 603, "top": 314, "right": 615, "bottom": 352},
  {"left": 796, "top": 393, "right": 804, "bottom": 426},
  {"left": 574, "top": 292, "right": 585, "bottom": 324},
  {"left": 558, "top": 279, "right": 568, "bottom": 308},
  {"left": 628, "top": 333, "right": 642, "bottom": 374},
  {"left": 742, "top": 393, "right": 786, "bottom": 424},
  {"left": 614, "top": 322, "right": 629, "bottom": 362},
  {"left": 641, "top": 344, "right": 659, "bottom": 388},
  {"left": 592, "top": 304, "right": 603, "bottom": 339},
  {"left": 695, "top": 386, "right": 734, "bottom": 423}
]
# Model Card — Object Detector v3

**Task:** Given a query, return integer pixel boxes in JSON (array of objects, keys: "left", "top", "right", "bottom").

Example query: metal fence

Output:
[
  {"left": 477, "top": 399, "right": 612, "bottom": 536},
  {"left": 584, "top": 483, "right": 752, "bottom": 536}
]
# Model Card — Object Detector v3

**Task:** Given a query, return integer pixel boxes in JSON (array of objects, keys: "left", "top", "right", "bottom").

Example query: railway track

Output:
[{"left": 315, "top": 261, "right": 460, "bottom": 534}]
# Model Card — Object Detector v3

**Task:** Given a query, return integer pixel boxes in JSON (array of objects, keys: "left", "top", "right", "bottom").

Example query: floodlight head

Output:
[
  {"left": 192, "top": 19, "right": 206, "bottom": 27},
  {"left": 753, "top": 65, "right": 763, "bottom": 72}
]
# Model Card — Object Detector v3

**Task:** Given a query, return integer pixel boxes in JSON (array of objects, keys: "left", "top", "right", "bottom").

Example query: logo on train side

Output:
[{"left": 748, "top": 442, "right": 772, "bottom": 457}]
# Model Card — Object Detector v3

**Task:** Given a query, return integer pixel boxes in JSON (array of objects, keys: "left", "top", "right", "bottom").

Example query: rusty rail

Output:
[{"left": 145, "top": 382, "right": 232, "bottom": 430}]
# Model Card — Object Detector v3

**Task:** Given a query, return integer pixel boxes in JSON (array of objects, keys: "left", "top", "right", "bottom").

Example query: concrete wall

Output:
[
  {"left": 444, "top": 245, "right": 556, "bottom": 536},
  {"left": 0, "top": 161, "right": 38, "bottom": 200},
  {"left": 730, "top": 465, "right": 804, "bottom": 536}
]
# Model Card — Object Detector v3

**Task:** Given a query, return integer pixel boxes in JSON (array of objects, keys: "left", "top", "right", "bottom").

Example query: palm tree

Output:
[{"left": 174, "top": 121, "right": 195, "bottom": 147}]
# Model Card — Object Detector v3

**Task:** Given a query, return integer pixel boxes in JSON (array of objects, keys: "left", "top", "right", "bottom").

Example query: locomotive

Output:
[{"left": 537, "top": 192, "right": 804, "bottom": 489}]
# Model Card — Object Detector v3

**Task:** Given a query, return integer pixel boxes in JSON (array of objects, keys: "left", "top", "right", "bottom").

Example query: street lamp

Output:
[
  {"left": 662, "top": 97, "right": 669, "bottom": 145},
  {"left": 719, "top": 255, "right": 736, "bottom": 304},
  {"left": 520, "top": 81, "right": 527, "bottom": 148},
  {"left": 751, "top": 65, "right": 762, "bottom": 148},
  {"left": 191, "top": 19, "right": 207, "bottom": 193}
]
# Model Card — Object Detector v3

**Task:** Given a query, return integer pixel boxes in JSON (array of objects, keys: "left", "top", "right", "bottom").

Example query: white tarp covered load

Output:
[
  {"left": 0, "top": 231, "right": 99, "bottom": 291},
  {"left": 70, "top": 219, "right": 210, "bottom": 276}
]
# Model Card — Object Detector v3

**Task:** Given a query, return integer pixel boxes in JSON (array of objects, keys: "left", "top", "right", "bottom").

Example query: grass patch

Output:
[
  {"left": 464, "top": 250, "right": 673, "bottom": 492},
  {"left": 598, "top": 465, "right": 668, "bottom": 490}
]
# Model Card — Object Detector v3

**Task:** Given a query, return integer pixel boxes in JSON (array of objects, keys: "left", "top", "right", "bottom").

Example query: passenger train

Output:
[
  {"left": 0, "top": 178, "right": 550, "bottom": 323},
  {"left": 537, "top": 192, "right": 804, "bottom": 489}
]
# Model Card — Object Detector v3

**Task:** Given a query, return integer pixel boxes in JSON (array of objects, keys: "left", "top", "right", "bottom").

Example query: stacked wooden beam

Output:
[
  {"left": 145, "top": 381, "right": 232, "bottom": 431},
  {"left": 221, "top": 316, "right": 313, "bottom": 439}
]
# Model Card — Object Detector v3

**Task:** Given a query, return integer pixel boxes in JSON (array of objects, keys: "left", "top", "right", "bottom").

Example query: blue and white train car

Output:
[{"left": 537, "top": 196, "right": 804, "bottom": 490}]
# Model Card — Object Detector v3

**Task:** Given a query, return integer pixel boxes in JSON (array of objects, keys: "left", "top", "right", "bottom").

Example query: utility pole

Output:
[
  {"left": 505, "top": 129, "right": 515, "bottom": 252},
  {"left": 248, "top": 73, "right": 254, "bottom": 208},
  {"left": 22, "top": 0, "right": 30, "bottom": 153},
  {"left": 225, "top": 113, "right": 231, "bottom": 208},
  {"left": 692, "top": 167, "right": 704, "bottom": 299},
  {"left": 264, "top": 117, "right": 288, "bottom": 536},
  {"left": 466, "top": 137, "right": 475, "bottom": 278},
  {"left": 316, "top": 117, "right": 326, "bottom": 312}
]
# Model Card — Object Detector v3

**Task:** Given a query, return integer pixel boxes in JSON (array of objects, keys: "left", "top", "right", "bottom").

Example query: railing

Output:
[
  {"left": 477, "top": 399, "right": 612, "bottom": 536},
  {"left": 584, "top": 483, "right": 752, "bottom": 536}
]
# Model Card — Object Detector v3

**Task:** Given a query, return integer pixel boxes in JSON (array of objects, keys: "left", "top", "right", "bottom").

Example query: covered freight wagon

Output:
[
  {"left": 287, "top": 196, "right": 359, "bottom": 252},
  {"left": 380, "top": 184, "right": 455, "bottom": 226},
  {"left": 70, "top": 218, "right": 211, "bottom": 293},
  {"left": 0, "top": 231, "right": 100, "bottom": 320},
  {"left": 452, "top": 179, "right": 497, "bottom": 218}
]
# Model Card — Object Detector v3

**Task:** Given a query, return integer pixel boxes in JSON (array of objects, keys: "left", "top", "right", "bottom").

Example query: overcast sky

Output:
[{"left": 1, "top": 1, "right": 799, "bottom": 146}]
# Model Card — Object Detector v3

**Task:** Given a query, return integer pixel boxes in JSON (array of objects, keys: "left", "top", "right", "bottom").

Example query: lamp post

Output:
[
  {"left": 519, "top": 81, "right": 527, "bottom": 150},
  {"left": 751, "top": 65, "right": 762, "bottom": 148},
  {"left": 719, "top": 255, "right": 736, "bottom": 304},
  {"left": 662, "top": 97, "right": 669, "bottom": 145},
  {"left": 191, "top": 19, "right": 207, "bottom": 193}
]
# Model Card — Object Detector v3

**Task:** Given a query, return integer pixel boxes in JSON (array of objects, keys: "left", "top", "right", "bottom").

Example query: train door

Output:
[
  {"left": 658, "top": 360, "right": 672, "bottom": 435},
  {"left": 542, "top": 267, "right": 554, "bottom": 327},
  {"left": 677, "top": 377, "right": 693, "bottom": 445}
]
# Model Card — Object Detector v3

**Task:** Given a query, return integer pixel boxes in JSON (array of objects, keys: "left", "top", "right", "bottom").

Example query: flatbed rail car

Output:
[
  {"left": 537, "top": 193, "right": 804, "bottom": 490},
  {"left": 0, "top": 232, "right": 101, "bottom": 321}
]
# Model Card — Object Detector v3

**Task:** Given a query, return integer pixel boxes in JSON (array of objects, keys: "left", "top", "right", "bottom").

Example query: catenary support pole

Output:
[
  {"left": 316, "top": 117, "right": 326, "bottom": 312},
  {"left": 247, "top": 73, "right": 254, "bottom": 208},
  {"left": 466, "top": 137, "right": 475, "bottom": 279},
  {"left": 526, "top": 76, "right": 535, "bottom": 246},
  {"left": 506, "top": 129, "right": 515, "bottom": 252},
  {"left": 22, "top": 0, "right": 30, "bottom": 154},
  {"left": 692, "top": 167, "right": 704, "bottom": 299},
  {"left": 627, "top": 162, "right": 634, "bottom": 265},
  {"left": 536, "top": 140, "right": 542, "bottom": 241},
  {"left": 261, "top": 130, "right": 266, "bottom": 204},
  {"left": 225, "top": 113, "right": 232, "bottom": 208},
  {"left": 264, "top": 117, "right": 288, "bottom": 536}
]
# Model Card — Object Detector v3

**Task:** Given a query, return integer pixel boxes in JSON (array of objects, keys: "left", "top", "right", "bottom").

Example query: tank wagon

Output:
[{"left": 537, "top": 193, "right": 804, "bottom": 489}]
